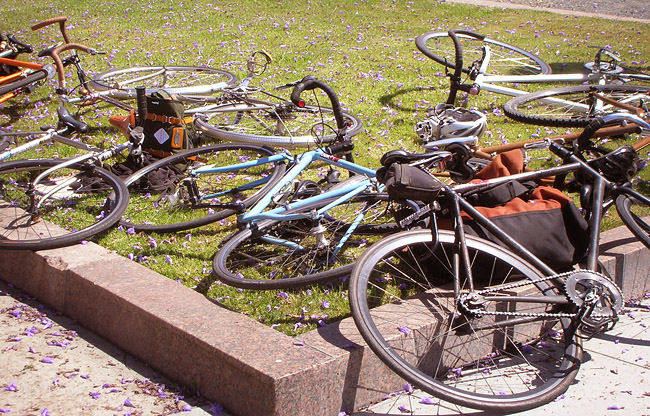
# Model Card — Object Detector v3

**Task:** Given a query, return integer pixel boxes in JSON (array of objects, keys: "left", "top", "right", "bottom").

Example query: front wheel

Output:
[
  {"left": 415, "top": 30, "right": 551, "bottom": 76},
  {"left": 195, "top": 101, "right": 363, "bottom": 149},
  {"left": 90, "top": 65, "right": 238, "bottom": 99},
  {"left": 615, "top": 191, "right": 650, "bottom": 250},
  {"left": 212, "top": 181, "right": 399, "bottom": 289},
  {"left": 349, "top": 229, "right": 582, "bottom": 413},
  {"left": 0, "top": 159, "right": 128, "bottom": 250},
  {"left": 503, "top": 84, "right": 650, "bottom": 127}
]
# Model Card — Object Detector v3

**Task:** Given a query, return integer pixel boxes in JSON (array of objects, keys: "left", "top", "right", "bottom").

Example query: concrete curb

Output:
[{"left": 0, "top": 222, "right": 647, "bottom": 416}]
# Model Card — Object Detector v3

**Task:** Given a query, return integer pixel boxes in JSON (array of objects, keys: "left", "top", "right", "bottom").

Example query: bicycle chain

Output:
[{"left": 459, "top": 269, "right": 617, "bottom": 320}]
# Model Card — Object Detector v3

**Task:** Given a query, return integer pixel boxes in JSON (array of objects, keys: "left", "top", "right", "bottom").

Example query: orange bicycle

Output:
[{"left": 0, "top": 16, "right": 95, "bottom": 104}]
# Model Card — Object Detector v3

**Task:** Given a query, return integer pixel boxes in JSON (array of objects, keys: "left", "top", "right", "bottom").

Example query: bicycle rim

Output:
[
  {"left": 120, "top": 144, "right": 286, "bottom": 233},
  {"left": 213, "top": 182, "right": 399, "bottom": 289},
  {"left": 349, "top": 229, "right": 582, "bottom": 412},
  {"left": 504, "top": 84, "right": 650, "bottom": 127},
  {"left": 90, "top": 66, "right": 238, "bottom": 98},
  {"left": 0, "top": 159, "right": 128, "bottom": 250},
  {"left": 615, "top": 192, "right": 650, "bottom": 250},
  {"left": 415, "top": 31, "right": 551, "bottom": 76},
  {"left": 196, "top": 101, "right": 363, "bottom": 149}
]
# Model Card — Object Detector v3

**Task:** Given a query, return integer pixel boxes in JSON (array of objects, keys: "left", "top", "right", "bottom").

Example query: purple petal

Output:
[
  {"left": 40, "top": 409, "right": 49, "bottom": 416},
  {"left": 397, "top": 404, "right": 410, "bottom": 413},
  {"left": 183, "top": 404, "right": 192, "bottom": 411},
  {"left": 40, "top": 357, "right": 54, "bottom": 364},
  {"left": 0, "top": 409, "right": 10, "bottom": 413},
  {"left": 90, "top": 392, "right": 101, "bottom": 399},
  {"left": 398, "top": 325, "right": 411, "bottom": 335},
  {"left": 3, "top": 382, "right": 17, "bottom": 392},
  {"left": 608, "top": 405, "right": 624, "bottom": 410},
  {"left": 124, "top": 398, "right": 136, "bottom": 408},
  {"left": 209, "top": 403, "right": 224, "bottom": 415},
  {"left": 420, "top": 397, "right": 437, "bottom": 404}
]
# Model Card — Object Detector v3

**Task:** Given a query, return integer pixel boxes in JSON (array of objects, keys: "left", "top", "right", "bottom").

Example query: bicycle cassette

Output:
[{"left": 564, "top": 270, "right": 624, "bottom": 316}]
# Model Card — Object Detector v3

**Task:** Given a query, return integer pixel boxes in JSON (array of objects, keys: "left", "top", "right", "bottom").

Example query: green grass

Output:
[{"left": 2, "top": 0, "right": 649, "bottom": 336}]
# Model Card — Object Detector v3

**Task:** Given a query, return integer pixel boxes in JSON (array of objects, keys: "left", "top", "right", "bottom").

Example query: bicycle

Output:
[
  {"left": 0, "top": 16, "right": 238, "bottom": 110},
  {"left": 108, "top": 76, "right": 389, "bottom": 288},
  {"left": 0, "top": 17, "right": 71, "bottom": 104},
  {"left": 0, "top": 85, "right": 154, "bottom": 251},
  {"left": 347, "top": 113, "right": 650, "bottom": 413},
  {"left": 416, "top": 29, "right": 650, "bottom": 128}
]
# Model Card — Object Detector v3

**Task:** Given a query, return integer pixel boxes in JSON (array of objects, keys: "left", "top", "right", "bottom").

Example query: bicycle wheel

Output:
[
  {"left": 0, "top": 159, "right": 128, "bottom": 250},
  {"left": 415, "top": 31, "right": 551, "bottom": 76},
  {"left": 349, "top": 229, "right": 582, "bottom": 413},
  {"left": 615, "top": 192, "right": 650, "bottom": 249},
  {"left": 195, "top": 99, "right": 363, "bottom": 149},
  {"left": 212, "top": 180, "right": 399, "bottom": 289},
  {"left": 90, "top": 66, "right": 238, "bottom": 99},
  {"left": 120, "top": 143, "right": 286, "bottom": 233},
  {"left": 504, "top": 84, "right": 650, "bottom": 127}
]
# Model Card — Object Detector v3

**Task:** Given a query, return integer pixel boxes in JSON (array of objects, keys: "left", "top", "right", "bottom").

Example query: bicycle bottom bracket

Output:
[{"left": 564, "top": 270, "right": 623, "bottom": 338}]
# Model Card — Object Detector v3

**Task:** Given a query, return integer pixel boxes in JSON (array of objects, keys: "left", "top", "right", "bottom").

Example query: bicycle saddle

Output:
[{"left": 379, "top": 149, "right": 451, "bottom": 167}]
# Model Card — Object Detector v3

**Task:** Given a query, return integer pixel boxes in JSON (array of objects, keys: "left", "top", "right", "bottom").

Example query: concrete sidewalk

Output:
[
  {"left": 353, "top": 299, "right": 650, "bottom": 415},
  {"left": 0, "top": 279, "right": 222, "bottom": 416}
]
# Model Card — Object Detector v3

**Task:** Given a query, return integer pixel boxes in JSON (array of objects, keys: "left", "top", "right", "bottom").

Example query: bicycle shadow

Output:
[{"left": 378, "top": 85, "right": 442, "bottom": 114}]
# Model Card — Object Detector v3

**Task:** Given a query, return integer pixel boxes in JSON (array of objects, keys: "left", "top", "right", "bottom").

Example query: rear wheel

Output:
[
  {"left": 349, "top": 229, "right": 582, "bottom": 413},
  {"left": 120, "top": 144, "right": 286, "bottom": 233},
  {"left": 0, "top": 159, "right": 128, "bottom": 250}
]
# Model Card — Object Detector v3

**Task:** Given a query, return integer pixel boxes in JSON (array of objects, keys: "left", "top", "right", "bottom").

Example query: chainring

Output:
[{"left": 564, "top": 270, "right": 624, "bottom": 316}]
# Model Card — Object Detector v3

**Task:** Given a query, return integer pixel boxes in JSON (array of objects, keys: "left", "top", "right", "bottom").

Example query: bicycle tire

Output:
[
  {"left": 195, "top": 100, "right": 363, "bottom": 149},
  {"left": 89, "top": 65, "right": 238, "bottom": 99},
  {"left": 415, "top": 30, "right": 551, "bottom": 76},
  {"left": 120, "top": 143, "right": 286, "bottom": 233},
  {"left": 615, "top": 191, "right": 650, "bottom": 250},
  {"left": 349, "top": 229, "right": 582, "bottom": 413},
  {"left": 212, "top": 181, "right": 399, "bottom": 289},
  {"left": 504, "top": 84, "right": 650, "bottom": 127},
  {"left": 0, "top": 159, "right": 128, "bottom": 250},
  {"left": 0, "top": 69, "right": 48, "bottom": 97}
]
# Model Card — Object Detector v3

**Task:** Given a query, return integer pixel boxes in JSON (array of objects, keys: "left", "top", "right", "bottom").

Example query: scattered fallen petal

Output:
[
  {"left": 124, "top": 398, "right": 136, "bottom": 408},
  {"left": 397, "top": 325, "right": 411, "bottom": 335},
  {"left": 90, "top": 392, "right": 101, "bottom": 399},
  {"left": 3, "top": 382, "right": 17, "bottom": 392},
  {"left": 398, "top": 404, "right": 410, "bottom": 413},
  {"left": 607, "top": 405, "right": 624, "bottom": 410},
  {"left": 420, "top": 397, "right": 437, "bottom": 404},
  {"left": 40, "top": 357, "right": 54, "bottom": 364},
  {"left": 209, "top": 403, "right": 224, "bottom": 415}
]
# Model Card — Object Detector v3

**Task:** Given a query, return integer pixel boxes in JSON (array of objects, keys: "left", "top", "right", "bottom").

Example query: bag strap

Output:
[
  {"left": 145, "top": 113, "right": 193, "bottom": 125},
  {"left": 468, "top": 180, "right": 537, "bottom": 207}
]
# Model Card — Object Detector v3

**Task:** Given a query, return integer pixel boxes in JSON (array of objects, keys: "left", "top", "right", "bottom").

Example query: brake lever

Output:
[{"left": 275, "top": 79, "right": 302, "bottom": 91}]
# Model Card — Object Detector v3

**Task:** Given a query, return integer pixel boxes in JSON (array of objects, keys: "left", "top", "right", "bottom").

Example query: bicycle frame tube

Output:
[
  {"left": 0, "top": 131, "right": 101, "bottom": 161},
  {"left": 239, "top": 148, "right": 376, "bottom": 224},
  {"left": 471, "top": 44, "right": 605, "bottom": 101}
]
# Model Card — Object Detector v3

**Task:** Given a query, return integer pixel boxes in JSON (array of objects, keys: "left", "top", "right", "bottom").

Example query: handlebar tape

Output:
[{"left": 290, "top": 76, "right": 346, "bottom": 129}]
